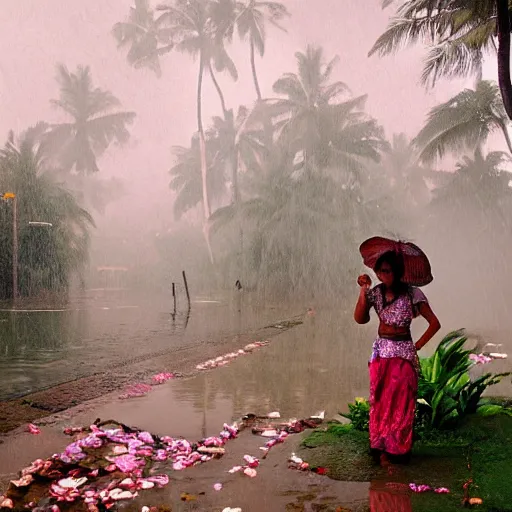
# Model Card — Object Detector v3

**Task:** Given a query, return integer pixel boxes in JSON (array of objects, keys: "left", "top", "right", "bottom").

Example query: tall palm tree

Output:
[
  {"left": 0, "top": 125, "right": 94, "bottom": 298},
  {"left": 169, "top": 132, "right": 229, "bottom": 220},
  {"left": 414, "top": 80, "right": 512, "bottom": 163},
  {"left": 371, "top": 1, "right": 512, "bottom": 119},
  {"left": 112, "top": 0, "right": 174, "bottom": 77},
  {"left": 370, "top": 1, "right": 496, "bottom": 86},
  {"left": 233, "top": 1, "right": 290, "bottom": 100},
  {"left": 363, "top": 133, "right": 432, "bottom": 208},
  {"left": 266, "top": 46, "right": 388, "bottom": 177},
  {"left": 432, "top": 149, "right": 512, "bottom": 213},
  {"left": 43, "top": 65, "right": 136, "bottom": 175},
  {"left": 157, "top": 0, "right": 238, "bottom": 214}
]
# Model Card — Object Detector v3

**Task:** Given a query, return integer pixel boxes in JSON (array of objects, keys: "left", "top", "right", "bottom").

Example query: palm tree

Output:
[
  {"left": 414, "top": 80, "right": 512, "bottom": 163},
  {"left": 431, "top": 149, "right": 512, "bottom": 213},
  {"left": 371, "top": 1, "right": 512, "bottom": 119},
  {"left": 169, "top": 132, "right": 229, "bottom": 220},
  {"left": 156, "top": 1, "right": 239, "bottom": 254},
  {"left": 43, "top": 65, "right": 136, "bottom": 175},
  {"left": 233, "top": 1, "right": 290, "bottom": 100},
  {"left": 363, "top": 133, "right": 432, "bottom": 212},
  {"left": 266, "top": 46, "right": 388, "bottom": 178},
  {"left": 0, "top": 125, "right": 94, "bottom": 298},
  {"left": 112, "top": 0, "right": 174, "bottom": 77},
  {"left": 210, "top": 159, "right": 379, "bottom": 297},
  {"left": 370, "top": 1, "right": 496, "bottom": 86}
]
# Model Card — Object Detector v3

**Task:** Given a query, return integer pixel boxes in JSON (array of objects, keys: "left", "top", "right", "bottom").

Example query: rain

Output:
[{"left": 1, "top": 1, "right": 512, "bottom": 511}]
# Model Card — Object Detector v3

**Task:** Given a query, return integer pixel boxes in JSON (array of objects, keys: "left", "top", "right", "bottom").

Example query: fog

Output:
[{"left": 1, "top": 0, "right": 511, "bottom": 341}]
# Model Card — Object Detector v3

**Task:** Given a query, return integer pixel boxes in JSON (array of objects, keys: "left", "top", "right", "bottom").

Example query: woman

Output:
[{"left": 354, "top": 250, "right": 440, "bottom": 464}]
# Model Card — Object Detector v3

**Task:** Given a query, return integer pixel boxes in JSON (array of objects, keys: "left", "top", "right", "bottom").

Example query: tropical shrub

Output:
[
  {"left": 342, "top": 397, "right": 370, "bottom": 432},
  {"left": 344, "top": 330, "right": 510, "bottom": 433}
]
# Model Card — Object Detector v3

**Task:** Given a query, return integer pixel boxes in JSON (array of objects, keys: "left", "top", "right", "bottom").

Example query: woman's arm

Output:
[
  {"left": 415, "top": 302, "right": 441, "bottom": 350},
  {"left": 354, "top": 286, "right": 371, "bottom": 324}
]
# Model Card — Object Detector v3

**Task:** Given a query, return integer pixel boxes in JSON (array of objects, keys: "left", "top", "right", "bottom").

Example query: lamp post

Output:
[{"left": 1, "top": 192, "right": 18, "bottom": 301}]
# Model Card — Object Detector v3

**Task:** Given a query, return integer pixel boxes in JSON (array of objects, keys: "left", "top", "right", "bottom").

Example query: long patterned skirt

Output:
[{"left": 369, "top": 356, "right": 418, "bottom": 456}]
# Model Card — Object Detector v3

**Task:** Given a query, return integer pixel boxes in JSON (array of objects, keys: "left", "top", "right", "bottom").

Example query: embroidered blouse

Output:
[{"left": 366, "top": 284, "right": 429, "bottom": 371}]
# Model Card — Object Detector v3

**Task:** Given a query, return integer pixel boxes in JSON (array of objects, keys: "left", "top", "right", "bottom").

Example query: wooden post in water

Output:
[
  {"left": 182, "top": 270, "right": 191, "bottom": 309},
  {"left": 172, "top": 282, "right": 176, "bottom": 315}
]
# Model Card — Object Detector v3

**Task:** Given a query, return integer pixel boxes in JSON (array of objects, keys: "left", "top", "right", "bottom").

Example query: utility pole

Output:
[
  {"left": 12, "top": 195, "right": 18, "bottom": 301},
  {"left": 1, "top": 193, "right": 18, "bottom": 301}
]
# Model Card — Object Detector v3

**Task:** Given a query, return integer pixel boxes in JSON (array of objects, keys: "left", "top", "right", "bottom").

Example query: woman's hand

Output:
[{"left": 357, "top": 274, "right": 372, "bottom": 290}]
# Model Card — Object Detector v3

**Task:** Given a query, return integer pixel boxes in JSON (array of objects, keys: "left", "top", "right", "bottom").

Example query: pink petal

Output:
[
  {"left": 228, "top": 466, "right": 242, "bottom": 474},
  {"left": 213, "top": 483, "right": 223, "bottom": 491},
  {"left": 243, "top": 455, "right": 259, "bottom": 468},
  {"left": 107, "top": 454, "right": 140, "bottom": 473},
  {"left": 58, "top": 477, "right": 88, "bottom": 489},
  {"left": 435, "top": 487, "right": 450, "bottom": 494},
  {"left": 10, "top": 475, "right": 34, "bottom": 487},
  {"left": 27, "top": 424, "right": 41, "bottom": 435},
  {"left": 146, "top": 475, "right": 169, "bottom": 488},
  {"left": 138, "top": 432, "right": 154, "bottom": 444},
  {"left": 112, "top": 445, "right": 128, "bottom": 455},
  {"left": 243, "top": 468, "right": 257, "bottom": 478},
  {"left": 0, "top": 498, "right": 14, "bottom": 509},
  {"left": 152, "top": 372, "right": 175, "bottom": 384}
]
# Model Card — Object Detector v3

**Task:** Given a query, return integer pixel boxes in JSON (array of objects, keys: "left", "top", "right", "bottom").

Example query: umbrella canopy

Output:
[{"left": 359, "top": 236, "right": 433, "bottom": 287}]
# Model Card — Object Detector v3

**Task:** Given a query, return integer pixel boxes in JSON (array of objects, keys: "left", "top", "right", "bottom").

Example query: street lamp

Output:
[{"left": 1, "top": 192, "right": 18, "bottom": 300}]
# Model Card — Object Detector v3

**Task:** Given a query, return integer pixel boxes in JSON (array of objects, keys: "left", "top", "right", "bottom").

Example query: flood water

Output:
[
  {"left": 1, "top": 289, "right": 510, "bottom": 412},
  {"left": 0, "top": 290, "right": 297, "bottom": 400}
]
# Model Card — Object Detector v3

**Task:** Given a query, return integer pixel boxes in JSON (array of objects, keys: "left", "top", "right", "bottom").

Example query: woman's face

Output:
[{"left": 376, "top": 262, "right": 394, "bottom": 287}]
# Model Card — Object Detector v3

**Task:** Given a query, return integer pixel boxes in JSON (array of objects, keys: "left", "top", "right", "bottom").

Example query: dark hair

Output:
[{"left": 374, "top": 251, "right": 407, "bottom": 294}]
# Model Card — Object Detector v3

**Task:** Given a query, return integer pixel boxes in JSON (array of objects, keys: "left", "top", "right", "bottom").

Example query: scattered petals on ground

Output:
[
  {"left": 27, "top": 424, "right": 41, "bottom": 435},
  {"left": 3, "top": 412, "right": 323, "bottom": 511},
  {"left": 409, "top": 483, "right": 450, "bottom": 494},
  {"left": 151, "top": 372, "right": 175, "bottom": 384},
  {"left": 196, "top": 341, "right": 270, "bottom": 371},
  {"left": 118, "top": 383, "right": 152, "bottom": 400}
]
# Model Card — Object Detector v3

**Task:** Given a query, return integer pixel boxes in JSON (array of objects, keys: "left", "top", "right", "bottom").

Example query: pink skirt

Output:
[{"left": 369, "top": 357, "right": 418, "bottom": 455}]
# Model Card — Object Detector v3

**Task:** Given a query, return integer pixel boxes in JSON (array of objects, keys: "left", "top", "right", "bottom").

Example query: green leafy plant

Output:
[
  {"left": 417, "top": 330, "right": 510, "bottom": 429},
  {"left": 345, "top": 330, "right": 511, "bottom": 434},
  {"left": 342, "top": 397, "right": 370, "bottom": 432}
]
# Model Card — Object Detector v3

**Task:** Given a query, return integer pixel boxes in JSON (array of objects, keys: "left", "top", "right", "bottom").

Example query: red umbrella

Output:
[{"left": 359, "top": 236, "right": 433, "bottom": 287}]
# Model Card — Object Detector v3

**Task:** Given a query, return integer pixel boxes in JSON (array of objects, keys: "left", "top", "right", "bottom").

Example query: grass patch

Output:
[{"left": 300, "top": 415, "right": 512, "bottom": 511}]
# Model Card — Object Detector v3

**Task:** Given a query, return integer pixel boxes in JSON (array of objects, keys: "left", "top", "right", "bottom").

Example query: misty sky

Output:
[{"left": 0, "top": 0, "right": 475, "bottom": 235}]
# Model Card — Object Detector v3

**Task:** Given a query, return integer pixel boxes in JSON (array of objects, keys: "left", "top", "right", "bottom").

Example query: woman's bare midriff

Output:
[{"left": 378, "top": 321, "right": 411, "bottom": 339}]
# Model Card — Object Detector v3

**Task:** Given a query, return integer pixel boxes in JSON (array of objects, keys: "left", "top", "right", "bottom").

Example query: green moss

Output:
[{"left": 301, "top": 416, "right": 512, "bottom": 511}]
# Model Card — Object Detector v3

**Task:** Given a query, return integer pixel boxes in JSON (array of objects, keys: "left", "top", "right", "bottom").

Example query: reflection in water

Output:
[
  {"left": 0, "top": 293, "right": 295, "bottom": 400},
  {"left": 173, "top": 310, "right": 373, "bottom": 420},
  {"left": 369, "top": 481, "right": 412, "bottom": 512}
]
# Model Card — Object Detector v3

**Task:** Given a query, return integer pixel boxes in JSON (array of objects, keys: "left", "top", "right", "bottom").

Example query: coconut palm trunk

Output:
[
  {"left": 497, "top": 0, "right": 512, "bottom": 120},
  {"left": 208, "top": 62, "right": 244, "bottom": 284},
  {"left": 250, "top": 38, "right": 262, "bottom": 101},
  {"left": 197, "top": 52, "right": 214, "bottom": 263}
]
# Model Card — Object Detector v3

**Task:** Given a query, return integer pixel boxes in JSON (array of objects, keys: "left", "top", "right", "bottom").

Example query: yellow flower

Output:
[{"left": 3, "top": 192, "right": 15, "bottom": 199}]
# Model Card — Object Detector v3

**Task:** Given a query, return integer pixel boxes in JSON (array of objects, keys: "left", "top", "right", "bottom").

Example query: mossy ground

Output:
[{"left": 299, "top": 415, "right": 512, "bottom": 511}]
